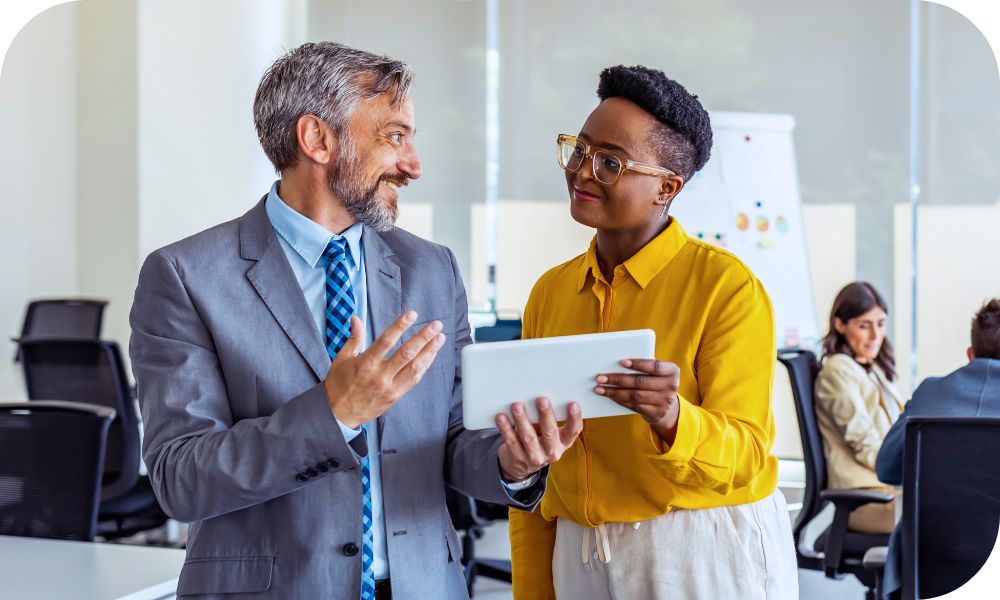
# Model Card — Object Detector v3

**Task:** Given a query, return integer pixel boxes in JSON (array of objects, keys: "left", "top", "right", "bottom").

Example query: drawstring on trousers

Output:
[{"left": 581, "top": 522, "right": 642, "bottom": 569}]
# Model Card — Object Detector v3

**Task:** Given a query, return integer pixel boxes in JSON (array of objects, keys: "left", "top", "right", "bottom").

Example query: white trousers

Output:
[{"left": 551, "top": 489, "right": 799, "bottom": 600}]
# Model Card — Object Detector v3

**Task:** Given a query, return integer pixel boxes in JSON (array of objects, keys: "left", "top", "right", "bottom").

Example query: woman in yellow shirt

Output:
[{"left": 509, "top": 65, "right": 797, "bottom": 599}]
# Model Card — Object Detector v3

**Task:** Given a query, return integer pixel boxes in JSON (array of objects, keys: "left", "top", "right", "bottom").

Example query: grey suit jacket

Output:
[{"left": 130, "top": 199, "right": 543, "bottom": 599}]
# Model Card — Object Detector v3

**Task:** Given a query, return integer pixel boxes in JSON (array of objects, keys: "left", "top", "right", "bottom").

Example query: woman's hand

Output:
[{"left": 596, "top": 359, "right": 681, "bottom": 445}]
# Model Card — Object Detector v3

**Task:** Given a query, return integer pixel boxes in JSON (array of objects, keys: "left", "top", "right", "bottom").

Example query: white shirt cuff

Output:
[
  {"left": 501, "top": 471, "right": 540, "bottom": 491},
  {"left": 336, "top": 418, "right": 363, "bottom": 443}
]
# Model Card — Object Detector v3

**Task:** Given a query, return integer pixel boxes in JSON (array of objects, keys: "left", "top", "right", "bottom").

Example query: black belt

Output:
[{"left": 374, "top": 578, "right": 391, "bottom": 600}]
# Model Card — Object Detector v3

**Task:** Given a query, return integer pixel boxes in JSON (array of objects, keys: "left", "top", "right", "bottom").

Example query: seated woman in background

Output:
[
  {"left": 815, "top": 281, "right": 905, "bottom": 534},
  {"left": 506, "top": 65, "right": 797, "bottom": 599}
]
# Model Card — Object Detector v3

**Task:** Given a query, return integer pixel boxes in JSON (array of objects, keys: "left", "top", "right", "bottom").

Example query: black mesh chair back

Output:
[
  {"left": 474, "top": 319, "right": 522, "bottom": 343},
  {"left": 776, "top": 349, "right": 825, "bottom": 540},
  {"left": 19, "top": 298, "right": 107, "bottom": 340},
  {"left": 14, "top": 299, "right": 108, "bottom": 362},
  {"left": 0, "top": 401, "right": 114, "bottom": 541},
  {"left": 901, "top": 417, "right": 1000, "bottom": 599},
  {"left": 16, "top": 339, "right": 140, "bottom": 502}
]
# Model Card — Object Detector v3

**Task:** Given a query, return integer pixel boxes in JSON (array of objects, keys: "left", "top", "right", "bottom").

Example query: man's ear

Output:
[
  {"left": 967, "top": 346, "right": 976, "bottom": 361},
  {"left": 295, "top": 114, "right": 337, "bottom": 165}
]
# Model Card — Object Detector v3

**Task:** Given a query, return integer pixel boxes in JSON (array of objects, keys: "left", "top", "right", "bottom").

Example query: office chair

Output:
[
  {"left": 864, "top": 417, "right": 1000, "bottom": 600},
  {"left": 473, "top": 318, "right": 522, "bottom": 343},
  {"left": 16, "top": 338, "right": 168, "bottom": 540},
  {"left": 0, "top": 401, "right": 115, "bottom": 541},
  {"left": 446, "top": 489, "right": 514, "bottom": 595},
  {"left": 777, "top": 349, "right": 895, "bottom": 599},
  {"left": 13, "top": 298, "right": 107, "bottom": 361}
]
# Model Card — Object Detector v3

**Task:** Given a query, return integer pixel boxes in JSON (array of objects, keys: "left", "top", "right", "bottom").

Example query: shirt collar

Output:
[
  {"left": 264, "top": 181, "right": 364, "bottom": 271},
  {"left": 576, "top": 218, "right": 689, "bottom": 292}
]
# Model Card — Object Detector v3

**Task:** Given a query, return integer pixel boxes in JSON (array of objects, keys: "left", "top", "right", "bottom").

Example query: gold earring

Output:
[{"left": 657, "top": 198, "right": 668, "bottom": 218}]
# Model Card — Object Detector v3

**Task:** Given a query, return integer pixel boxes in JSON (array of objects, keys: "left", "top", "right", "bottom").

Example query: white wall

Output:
[
  {"left": 137, "top": 0, "right": 305, "bottom": 262},
  {"left": 0, "top": 2, "right": 78, "bottom": 399},
  {"left": 77, "top": 0, "right": 138, "bottom": 351},
  {"left": 893, "top": 201, "right": 1000, "bottom": 393}
]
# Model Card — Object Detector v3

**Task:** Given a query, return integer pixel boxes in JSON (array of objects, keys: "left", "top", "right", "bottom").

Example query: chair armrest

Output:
[
  {"left": 863, "top": 546, "right": 887, "bottom": 572},
  {"left": 820, "top": 488, "right": 895, "bottom": 511},
  {"left": 818, "top": 488, "right": 895, "bottom": 578}
]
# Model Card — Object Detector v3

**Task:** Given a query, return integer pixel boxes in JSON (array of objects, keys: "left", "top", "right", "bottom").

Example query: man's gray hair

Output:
[{"left": 253, "top": 42, "right": 413, "bottom": 173}]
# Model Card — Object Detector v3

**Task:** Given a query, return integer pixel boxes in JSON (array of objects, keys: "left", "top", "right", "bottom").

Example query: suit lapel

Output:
[
  {"left": 362, "top": 228, "right": 401, "bottom": 440},
  {"left": 241, "top": 199, "right": 329, "bottom": 381}
]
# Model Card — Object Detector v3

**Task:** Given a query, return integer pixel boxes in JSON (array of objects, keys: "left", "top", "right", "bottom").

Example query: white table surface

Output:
[{"left": 0, "top": 535, "right": 185, "bottom": 600}]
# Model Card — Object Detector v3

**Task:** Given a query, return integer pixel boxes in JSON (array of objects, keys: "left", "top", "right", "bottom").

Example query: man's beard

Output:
[{"left": 328, "top": 137, "right": 402, "bottom": 233}]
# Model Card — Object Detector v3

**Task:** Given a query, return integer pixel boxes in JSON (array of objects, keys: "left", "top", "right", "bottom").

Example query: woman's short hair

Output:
[
  {"left": 821, "top": 281, "right": 896, "bottom": 381},
  {"left": 971, "top": 298, "right": 1000, "bottom": 359},
  {"left": 596, "top": 65, "right": 713, "bottom": 181}
]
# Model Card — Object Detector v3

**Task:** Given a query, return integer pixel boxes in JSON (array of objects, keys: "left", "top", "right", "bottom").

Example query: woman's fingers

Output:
[
  {"left": 619, "top": 358, "right": 679, "bottom": 377},
  {"left": 595, "top": 386, "right": 661, "bottom": 406}
]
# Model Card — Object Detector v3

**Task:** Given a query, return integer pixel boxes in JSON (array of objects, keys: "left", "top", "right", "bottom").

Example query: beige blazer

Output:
[{"left": 814, "top": 353, "right": 904, "bottom": 489}]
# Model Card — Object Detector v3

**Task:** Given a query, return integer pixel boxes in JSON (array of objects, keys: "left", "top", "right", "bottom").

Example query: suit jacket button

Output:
[
  {"left": 305, "top": 468, "right": 318, "bottom": 478},
  {"left": 316, "top": 462, "right": 329, "bottom": 472},
  {"left": 343, "top": 542, "right": 359, "bottom": 556},
  {"left": 327, "top": 458, "right": 340, "bottom": 469},
  {"left": 295, "top": 473, "right": 309, "bottom": 483}
]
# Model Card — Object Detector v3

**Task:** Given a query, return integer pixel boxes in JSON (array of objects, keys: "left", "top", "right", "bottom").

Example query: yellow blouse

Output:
[{"left": 509, "top": 219, "right": 779, "bottom": 599}]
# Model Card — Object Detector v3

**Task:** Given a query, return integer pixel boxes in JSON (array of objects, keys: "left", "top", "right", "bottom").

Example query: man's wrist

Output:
[{"left": 501, "top": 471, "right": 539, "bottom": 491}]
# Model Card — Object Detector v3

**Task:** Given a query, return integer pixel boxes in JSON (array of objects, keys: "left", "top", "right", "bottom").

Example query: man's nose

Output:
[{"left": 400, "top": 144, "right": 422, "bottom": 181}]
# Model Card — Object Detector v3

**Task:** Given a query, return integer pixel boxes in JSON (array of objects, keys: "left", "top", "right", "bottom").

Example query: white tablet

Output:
[{"left": 461, "top": 329, "right": 656, "bottom": 430}]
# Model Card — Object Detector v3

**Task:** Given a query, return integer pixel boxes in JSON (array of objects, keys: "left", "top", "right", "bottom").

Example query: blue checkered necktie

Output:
[{"left": 322, "top": 237, "right": 375, "bottom": 600}]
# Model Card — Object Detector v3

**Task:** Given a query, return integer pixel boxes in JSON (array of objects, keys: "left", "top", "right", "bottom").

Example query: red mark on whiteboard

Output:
[{"left": 744, "top": 135, "right": 752, "bottom": 142}]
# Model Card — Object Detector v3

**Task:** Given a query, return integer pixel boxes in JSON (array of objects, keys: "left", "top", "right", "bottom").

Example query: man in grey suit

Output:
[
  {"left": 130, "top": 42, "right": 583, "bottom": 599},
  {"left": 874, "top": 297, "right": 1000, "bottom": 599}
]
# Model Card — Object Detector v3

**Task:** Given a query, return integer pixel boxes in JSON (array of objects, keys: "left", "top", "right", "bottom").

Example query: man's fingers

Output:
[
  {"left": 333, "top": 316, "right": 366, "bottom": 362},
  {"left": 496, "top": 413, "right": 526, "bottom": 460},
  {"left": 511, "top": 403, "right": 546, "bottom": 465},
  {"left": 391, "top": 332, "right": 445, "bottom": 388},
  {"left": 365, "top": 310, "right": 418, "bottom": 360},
  {"left": 619, "top": 358, "right": 678, "bottom": 377},
  {"left": 385, "top": 320, "right": 443, "bottom": 376},
  {"left": 534, "top": 397, "right": 561, "bottom": 460},
  {"left": 559, "top": 402, "right": 584, "bottom": 447}
]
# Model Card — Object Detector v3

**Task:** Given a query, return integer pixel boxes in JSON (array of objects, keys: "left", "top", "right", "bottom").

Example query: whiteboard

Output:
[{"left": 671, "top": 111, "right": 817, "bottom": 349}]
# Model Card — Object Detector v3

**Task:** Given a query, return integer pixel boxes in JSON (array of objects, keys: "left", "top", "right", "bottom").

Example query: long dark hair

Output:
[{"left": 821, "top": 281, "right": 896, "bottom": 381}]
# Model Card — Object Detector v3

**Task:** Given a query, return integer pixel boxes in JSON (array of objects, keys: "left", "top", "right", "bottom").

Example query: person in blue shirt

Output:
[{"left": 875, "top": 297, "right": 1000, "bottom": 599}]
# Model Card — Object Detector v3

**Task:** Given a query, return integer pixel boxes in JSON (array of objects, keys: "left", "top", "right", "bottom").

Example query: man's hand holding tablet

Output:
[{"left": 495, "top": 397, "right": 583, "bottom": 481}]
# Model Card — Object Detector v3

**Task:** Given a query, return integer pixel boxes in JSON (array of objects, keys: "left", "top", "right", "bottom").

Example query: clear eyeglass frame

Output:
[{"left": 556, "top": 133, "right": 676, "bottom": 185}]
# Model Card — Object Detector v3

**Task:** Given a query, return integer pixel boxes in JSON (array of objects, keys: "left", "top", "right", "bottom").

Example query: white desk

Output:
[{"left": 0, "top": 535, "right": 185, "bottom": 599}]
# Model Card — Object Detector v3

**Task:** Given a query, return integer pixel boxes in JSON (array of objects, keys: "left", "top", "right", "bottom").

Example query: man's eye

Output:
[
  {"left": 390, "top": 132, "right": 403, "bottom": 143},
  {"left": 602, "top": 155, "right": 621, "bottom": 171},
  {"left": 572, "top": 145, "right": 585, "bottom": 158}
]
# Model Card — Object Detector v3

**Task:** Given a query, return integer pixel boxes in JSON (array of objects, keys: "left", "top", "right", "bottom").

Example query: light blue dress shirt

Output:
[{"left": 265, "top": 181, "right": 391, "bottom": 579}]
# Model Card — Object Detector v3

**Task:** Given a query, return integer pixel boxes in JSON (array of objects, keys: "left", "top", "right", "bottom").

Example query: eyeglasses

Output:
[{"left": 557, "top": 134, "right": 676, "bottom": 186}]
